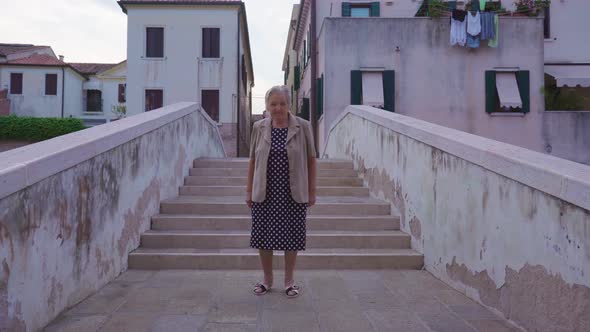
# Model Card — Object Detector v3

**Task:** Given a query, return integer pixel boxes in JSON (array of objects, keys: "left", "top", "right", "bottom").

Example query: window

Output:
[
  {"left": 145, "top": 89, "right": 163, "bottom": 112},
  {"left": 146, "top": 27, "right": 164, "bottom": 58},
  {"left": 351, "top": 70, "right": 395, "bottom": 112},
  {"left": 201, "top": 89, "right": 219, "bottom": 122},
  {"left": 342, "top": 2, "right": 380, "bottom": 17},
  {"left": 544, "top": 7, "right": 551, "bottom": 39},
  {"left": 485, "top": 70, "right": 530, "bottom": 113},
  {"left": 10, "top": 73, "right": 22, "bottom": 95},
  {"left": 45, "top": 74, "right": 57, "bottom": 95},
  {"left": 118, "top": 84, "right": 126, "bottom": 103},
  {"left": 202, "top": 28, "right": 220, "bottom": 58}
]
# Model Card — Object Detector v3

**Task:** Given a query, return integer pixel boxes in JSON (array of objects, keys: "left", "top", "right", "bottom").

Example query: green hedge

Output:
[{"left": 0, "top": 116, "right": 86, "bottom": 141}]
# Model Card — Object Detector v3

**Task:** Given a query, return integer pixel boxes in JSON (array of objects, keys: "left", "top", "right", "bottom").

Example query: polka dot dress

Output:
[{"left": 251, "top": 126, "right": 307, "bottom": 251}]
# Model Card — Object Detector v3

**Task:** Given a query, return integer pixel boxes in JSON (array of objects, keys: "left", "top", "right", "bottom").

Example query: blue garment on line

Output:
[
  {"left": 480, "top": 12, "right": 496, "bottom": 40},
  {"left": 467, "top": 34, "right": 480, "bottom": 48}
]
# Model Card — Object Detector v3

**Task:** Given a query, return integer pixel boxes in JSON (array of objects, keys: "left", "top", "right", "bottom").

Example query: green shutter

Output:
[
  {"left": 485, "top": 71, "right": 497, "bottom": 114},
  {"left": 303, "top": 42, "right": 307, "bottom": 68},
  {"left": 301, "top": 97, "right": 310, "bottom": 120},
  {"left": 316, "top": 75, "right": 324, "bottom": 119},
  {"left": 294, "top": 65, "right": 301, "bottom": 90},
  {"left": 517, "top": 70, "right": 530, "bottom": 113},
  {"left": 370, "top": 2, "right": 380, "bottom": 17},
  {"left": 351, "top": 70, "right": 362, "bottom": 105},
  {"left": 342, "top": 2, "right": 351, "bottom": 16},
  {"left": 383, "top": 70, "right": 395, "bottom": 112}
]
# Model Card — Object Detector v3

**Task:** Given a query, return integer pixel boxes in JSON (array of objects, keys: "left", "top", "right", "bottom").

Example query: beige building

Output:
[{"left": 284, "top": 0, "right": 590, "bottom": 165}]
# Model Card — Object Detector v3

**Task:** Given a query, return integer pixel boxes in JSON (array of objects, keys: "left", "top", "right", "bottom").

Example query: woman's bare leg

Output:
[
  {"left": 258, "top": 249, "right": 274, "bottom": 288},
  {"left": 284, "top": 250, "right": 297, "bottom": 287}
]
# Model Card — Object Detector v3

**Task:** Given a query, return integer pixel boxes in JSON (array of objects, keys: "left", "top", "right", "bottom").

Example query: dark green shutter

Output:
[
  {"left": 303, "top": 42, "right": 307, "bottom": 68},
  {"left": 351, "top": 70, "right": 362, "bottom": 105},
  {"left": 316, "top": 75, "right": 324, "bottom": 119},
  {"left": 301, "top": 97, "right": 310, "bottom": 120},
  {"left": 370, "top": 2, "right": 380, "bottom": 17},
  {"left": 383, "top": 70, "right": 395, "bottom": 113},
  {"left": 516, "top": 70, "right": 530, "bottom": 113},
  {"left": 485, "top": 71, "right": 497, "bottom": 114},
  {"left": 342, "top": 2, "right": 351, "bottom": 16},
  {"left": 294, "top": 66, "right": 300, "bottom": 90}
]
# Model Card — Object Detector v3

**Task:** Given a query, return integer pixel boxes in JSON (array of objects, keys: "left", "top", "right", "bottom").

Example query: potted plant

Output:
[
  {"left": 513, "top": 0, "right": 550, "bottom": 16},
  {"left": 111, "top": 104, "right": 127, "bottom": 120},
  {"left": 427, "top": 0, "right": 448, "bottom": 18}
]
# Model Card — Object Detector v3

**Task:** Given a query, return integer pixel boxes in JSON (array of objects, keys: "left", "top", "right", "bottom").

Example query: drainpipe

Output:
[
  {"left": 61, "top": 66, "right": 65, "bottom": 118},
  {"left": 236, "top": 7, "right": 241, "bottom": 157},
  {"left": 310, "top": 0, "right": 318, "bottom": 156}
]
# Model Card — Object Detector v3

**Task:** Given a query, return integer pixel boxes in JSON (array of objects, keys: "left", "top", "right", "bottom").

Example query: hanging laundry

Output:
[
  {"left": 467, "top": 34, "right": 480, "bottom": 48},
  {"left": 452, "top": 9, "right": 467, "bottom": 22},
  {"left": 480, "top": 12, "right": 496, "bottom": 40},
  {"left": 480, "top": 0, "right": 487, "bottom": 11},
  {"left": 488, "top": 14, "right": 499, "bottom": 48},
  {"left": 467, "top": 11, "right": 481, "bottom": 36},
  {"left": 450, "top": 10, "right": 467, "bottom": 46}
]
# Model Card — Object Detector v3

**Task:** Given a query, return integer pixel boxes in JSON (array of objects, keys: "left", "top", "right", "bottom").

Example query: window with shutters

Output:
[
  {"left": 202, "top": 89, "right": 220, "bottom": 122},
  {"left": 146, "top": 27, "right": 164, "bottom": 58},
  {"left": 45, "top": 74, "right": 57, "bottom": 96},
  {"left": 203, "top": 28, "right": 221, "bottom": 58},
  {"left": 10, "top": 73, "right": 23, "bottom": 95},
  {"left": 118, "top": 84, "right": 126, "bottom": 103},
  {"left": 485, "top": 70, "right": 530, "bottom": 114},
  {"left": 342, "top": 2, "right": 380, "bottom": 17},
  {"left": 145, "top": 89, "right": 163, "bottom": 112},
  {"left": 351, "top": 70, "right": 395, "bottom": 112}
]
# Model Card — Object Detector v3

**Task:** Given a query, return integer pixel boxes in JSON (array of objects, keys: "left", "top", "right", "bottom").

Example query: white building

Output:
[
  {"left": 118, "top": 0, "right": 255, "bottom": 157},
  {"left": 0, "top": 44, "right": 127, "bottom": 125}
]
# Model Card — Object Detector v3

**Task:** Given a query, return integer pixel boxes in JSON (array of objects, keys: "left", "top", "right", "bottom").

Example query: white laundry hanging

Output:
[{"left": 467, "top": 11, "right": 481, "bottom": 36}]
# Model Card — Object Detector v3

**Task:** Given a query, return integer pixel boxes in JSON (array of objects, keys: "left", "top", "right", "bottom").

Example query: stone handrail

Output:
[{"left": 323, "top": 105, "right": 590, "bottom": 331}]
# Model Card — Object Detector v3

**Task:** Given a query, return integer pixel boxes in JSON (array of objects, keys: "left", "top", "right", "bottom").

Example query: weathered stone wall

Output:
[
  {"left": 0, "top": 103, "right": 225, "bottom": 332},
  {"left": 323, "top": 106, "right": 590, "bottom": 331}
]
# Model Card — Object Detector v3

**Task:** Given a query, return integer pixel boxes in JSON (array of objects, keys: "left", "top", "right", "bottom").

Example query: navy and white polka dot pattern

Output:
[{"left": 251, "top": 126, "right": 307, "bottom": 251}]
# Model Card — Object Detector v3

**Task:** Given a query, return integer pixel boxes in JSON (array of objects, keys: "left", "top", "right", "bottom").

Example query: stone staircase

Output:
[{"left": 128, "top": 158, "right": 424, "bottom": 269}]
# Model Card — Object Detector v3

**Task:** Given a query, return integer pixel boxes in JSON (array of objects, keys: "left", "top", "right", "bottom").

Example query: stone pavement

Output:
[{"left": 44, "top": 270, "right": 519, "bottom": 332}]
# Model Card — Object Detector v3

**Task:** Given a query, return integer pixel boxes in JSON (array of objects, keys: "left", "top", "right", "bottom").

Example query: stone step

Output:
[
  {"left": 160, "top": 196, "right": 391, "bottom": 216},
  {"left": 178, "top": 185, "right": 370, "bottom": 197},
  {"left": 128, "top": 248, "right": 424, "bottom": 270},
  {"left": 194, "top": 158, "right": 354, "bottom": 170},
  {"left": 151, "top": 215, "right": 400, "bottom": 231},
  {"left": 184, "top": 176, "right": 363, "bottom": 187},
  {"left": 189, "top": 167, "right": 358, "bottom": 178},
  {"left": 140, "top": 230, "right": 410, "bottom": 249}
]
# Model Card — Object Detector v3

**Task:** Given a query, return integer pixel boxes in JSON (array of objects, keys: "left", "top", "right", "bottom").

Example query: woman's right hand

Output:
[{"left": 246, "top": 192, "right": 252, "bottom": 208}]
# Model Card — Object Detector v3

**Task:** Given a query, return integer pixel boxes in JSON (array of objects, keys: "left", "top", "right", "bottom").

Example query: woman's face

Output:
[{"left": 267, "top": 92, "right": 289, "bottom": 119}]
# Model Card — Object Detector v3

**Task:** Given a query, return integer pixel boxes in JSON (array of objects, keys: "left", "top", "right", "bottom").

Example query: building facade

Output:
[
  {"left": 285, "top": 0, "right": 590, "bottom": 164},
  {"left": 0, "top": 44, "right": 127, "bottom": 125},
  {"left": 118, "top": 0, "right": 255, "bottom": 157}
]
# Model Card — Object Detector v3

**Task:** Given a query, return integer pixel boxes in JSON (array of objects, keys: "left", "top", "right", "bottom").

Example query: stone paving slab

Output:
[{"left": 44, "top": 270, "right": 520, "bottom": 332}]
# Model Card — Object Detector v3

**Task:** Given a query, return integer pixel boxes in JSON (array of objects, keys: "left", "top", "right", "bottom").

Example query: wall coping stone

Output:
[
  {"left": 0, "top": 102, "right": 225, "bottom": 199},
  {"left": 324, "top": 105, "right": 590, "bottom": 212}
]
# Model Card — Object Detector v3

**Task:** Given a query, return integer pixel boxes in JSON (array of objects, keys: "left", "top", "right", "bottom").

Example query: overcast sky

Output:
[{"left": 0, "top": 0, "right": 299, "bottom": 114}]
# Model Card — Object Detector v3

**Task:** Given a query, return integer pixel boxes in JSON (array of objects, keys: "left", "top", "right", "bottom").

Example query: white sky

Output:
[{"left": 0, "top": 0, "right": 300, "bottom": 114}]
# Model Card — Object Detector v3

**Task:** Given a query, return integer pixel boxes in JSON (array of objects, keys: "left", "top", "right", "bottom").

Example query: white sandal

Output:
[
  {"left": 285, "top": 285, "right": 300, "bottom": 298},
  {"left": 253, "top": 282, "right": 271, "bottom": 295}
]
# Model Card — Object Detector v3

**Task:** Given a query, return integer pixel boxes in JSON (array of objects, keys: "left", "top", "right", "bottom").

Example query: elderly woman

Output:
[{"left": 246, "top": 85, "right": 317, "bottom": 298}]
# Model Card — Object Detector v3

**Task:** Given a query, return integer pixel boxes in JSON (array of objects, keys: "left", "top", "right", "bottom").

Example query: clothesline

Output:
[{"left": 429, "top": 7, "right": 546, "bottom": 16}]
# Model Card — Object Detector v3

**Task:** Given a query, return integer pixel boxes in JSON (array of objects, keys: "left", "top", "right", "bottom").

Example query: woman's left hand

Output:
[{"left": 308, "top": 194, "right": 316, "bottom": 207}]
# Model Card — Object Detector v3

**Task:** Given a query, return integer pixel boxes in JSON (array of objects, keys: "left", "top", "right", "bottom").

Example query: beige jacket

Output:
[{"left": 249, "top": 113, "right": 316, "bottom": 203}]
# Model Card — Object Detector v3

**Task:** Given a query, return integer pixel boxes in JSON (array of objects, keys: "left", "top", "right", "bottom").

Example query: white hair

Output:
[{"left": 265, "top": 85, "right": 291, "bottom": 108}]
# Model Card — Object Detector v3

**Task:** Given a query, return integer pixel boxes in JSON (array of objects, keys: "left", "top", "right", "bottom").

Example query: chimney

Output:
[{"left": 59, "top": 55, "right": 64, "bottom": 62}]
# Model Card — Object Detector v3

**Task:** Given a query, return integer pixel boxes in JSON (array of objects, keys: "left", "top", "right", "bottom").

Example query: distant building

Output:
[{"left": 118, "top": 0, "right": 255, "bottom": 157}]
